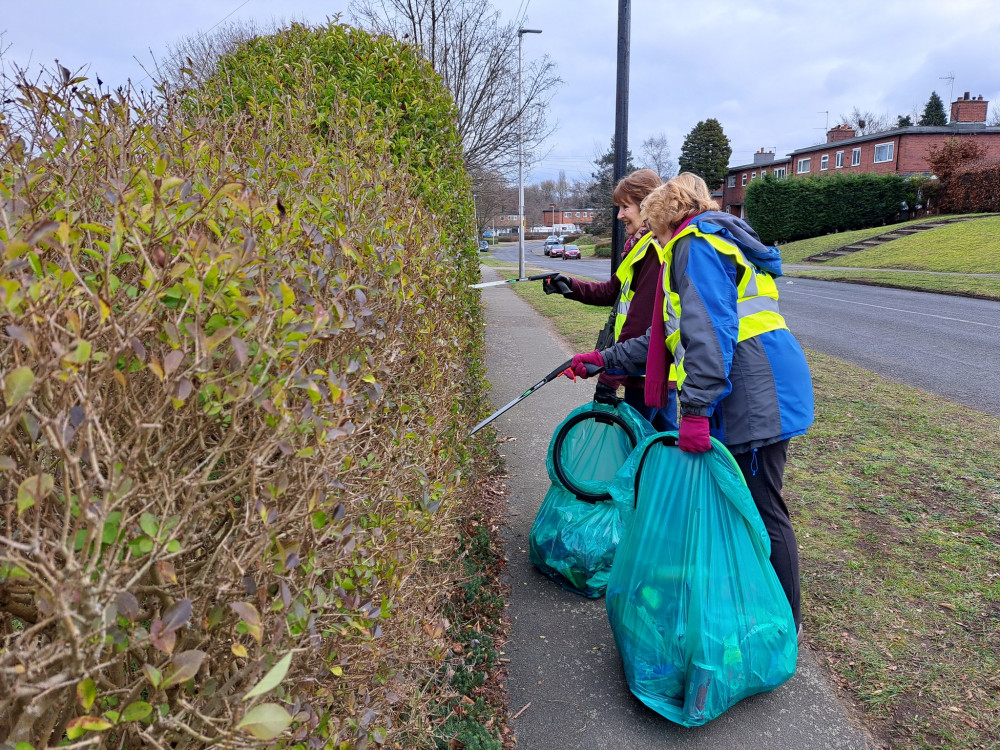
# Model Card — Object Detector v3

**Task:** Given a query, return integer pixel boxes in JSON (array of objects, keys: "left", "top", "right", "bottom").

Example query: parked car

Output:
[
  {"left": 549, "top": 243, "right": 565, "bottom": 258},
  {"left": 483, "top": 229, "right": 494, "bottom": 238},
  {"left": 479, "top": 240, "right": 490, "bottom": 252},
  {"left": 562, "top": 244, "right": 581, "bottom": 260}
]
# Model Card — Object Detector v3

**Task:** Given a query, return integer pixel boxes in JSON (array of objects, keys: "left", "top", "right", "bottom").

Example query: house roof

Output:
[
  {"left": 787, "top": 123, "right": 1000, "bottom": 156},
  {"left": 728, "top": 156, "right": 791, "bottom": 172}
]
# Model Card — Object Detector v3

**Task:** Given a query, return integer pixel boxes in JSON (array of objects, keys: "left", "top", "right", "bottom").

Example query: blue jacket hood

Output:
[{"left": 690, "top": 211, "right": 783, "bottom": 277}]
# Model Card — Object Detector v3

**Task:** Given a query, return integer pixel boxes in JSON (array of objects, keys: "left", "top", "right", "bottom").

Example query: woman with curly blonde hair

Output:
[{"left": 568, "top": 173, "right": 814, "bottom": 631}]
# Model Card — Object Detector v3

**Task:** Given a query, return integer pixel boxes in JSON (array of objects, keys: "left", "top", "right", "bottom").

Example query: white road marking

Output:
[{"left": 781, "top": 288, "right": 1000, "bottom": 330}]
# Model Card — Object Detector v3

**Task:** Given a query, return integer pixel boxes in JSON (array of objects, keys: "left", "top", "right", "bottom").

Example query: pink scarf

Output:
[{"left": 643, "top": 216, "right": 693, "bottom": 408}]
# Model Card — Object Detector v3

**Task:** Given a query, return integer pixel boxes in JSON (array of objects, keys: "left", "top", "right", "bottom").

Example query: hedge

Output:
[
  {"left": 745, "top": 172, "right": 907, "bottom": 245},
  {"left": 0, "top": 20, "right": 492, "bottom": 749}
]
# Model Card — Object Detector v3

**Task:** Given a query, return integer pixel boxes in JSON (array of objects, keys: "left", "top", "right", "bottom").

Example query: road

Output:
[
  {"left": 484, "top": 243, "right": 1000, "bottom": 419},
  {"left": 490, "top": 238, "right": 611, "bottom": 278},
  {"left": 776, "top": 277, "right": 1000, "bottom": 418}
]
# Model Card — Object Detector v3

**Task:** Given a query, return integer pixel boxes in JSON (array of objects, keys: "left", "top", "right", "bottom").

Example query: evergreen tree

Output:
[
  {"left": 678, "top": 118, "right": 732, "bottom": 189},
  {"left": 897, "top": 114, "right": 913, "bottom": 128},
  {"left": 587, "top": 138, "right": 636, "bottom": 236},
  {"left": 918, "top": 92, "right": 948, "bottom": 126}
]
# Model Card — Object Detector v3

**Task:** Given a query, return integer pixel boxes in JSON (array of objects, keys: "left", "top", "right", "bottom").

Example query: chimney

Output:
[
  {"left": 951, "top": 92, "right": 989, "bottom": 123},
  {"left": 752, "top": 148, "right": 775, "bottom": 165},
  {"left": 827, "top": 124, "right": 857, "bottom": 143}
]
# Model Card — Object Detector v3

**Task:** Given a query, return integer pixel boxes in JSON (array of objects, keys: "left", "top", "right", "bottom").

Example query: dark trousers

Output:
[
  {"left": 623, "top": 386, "right": 678, "bottom": 432},
  {"left": 733, "top": 439, "right": 801, "bottom": 628}
]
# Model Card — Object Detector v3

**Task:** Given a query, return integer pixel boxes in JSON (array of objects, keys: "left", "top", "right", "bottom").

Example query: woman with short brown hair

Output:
[{"left": 544, "top": 168, "right": 676, "bottom": 430}]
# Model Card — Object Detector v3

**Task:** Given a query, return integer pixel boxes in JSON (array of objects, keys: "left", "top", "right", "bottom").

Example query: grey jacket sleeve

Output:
[{"left": 599, "top": 327, "right": 651, "bottom": 376}]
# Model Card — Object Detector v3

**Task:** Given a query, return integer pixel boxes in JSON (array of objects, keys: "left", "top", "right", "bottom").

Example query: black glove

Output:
[
  {"left": 593, "top": 381, "right": 621, "bottom": 406},
  {"left": 542, "top": 273, "right": 573, "bottom": 296}
]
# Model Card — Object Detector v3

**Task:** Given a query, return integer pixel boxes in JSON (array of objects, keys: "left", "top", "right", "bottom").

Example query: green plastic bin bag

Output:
[
  {"left": 528, "top": 400, "right": 655, "bottom": 597},
  {"left": 605, "top": 433, "right": 797, "bottom": 726}
]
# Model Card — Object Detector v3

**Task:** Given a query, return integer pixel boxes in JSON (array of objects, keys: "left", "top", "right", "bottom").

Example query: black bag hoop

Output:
[
  {"left": 552, "top": 410, "right": 638, "bottom": 503},
  {"left": 632, "top": 434, "right": 679, "bottom": 509}
]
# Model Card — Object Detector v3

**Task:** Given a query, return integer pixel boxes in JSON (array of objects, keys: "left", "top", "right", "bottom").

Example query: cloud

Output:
[{"left": 4, "top": 0, "right": 1000, "bottom": 182}]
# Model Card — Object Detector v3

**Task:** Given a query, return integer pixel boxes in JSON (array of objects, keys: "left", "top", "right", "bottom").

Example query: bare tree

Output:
[
  {"left": 470, "top": 167, "right": 508, "bottom": 235},
  {"left": 555, "top": 170, "right": 570, "bottom": 204},
  {"left": 350, "top": 0, "right": 560, "bottom": 174},
  {"left": 838, "top": 107, "right": 894, "bottom": 136},
  {"left": 640, "top": 132, "right": 675, "bottom": 179},
  {"left": 153, "top": 18, "right": 277, "bottom": 91}
]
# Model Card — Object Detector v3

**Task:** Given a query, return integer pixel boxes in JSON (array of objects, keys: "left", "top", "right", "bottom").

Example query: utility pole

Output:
[
  {"left": 518, "top": 27, "right": 542, "bottom": 280},
  {"left": 610, "top": 0, "right": 630, "bottom": 275}
]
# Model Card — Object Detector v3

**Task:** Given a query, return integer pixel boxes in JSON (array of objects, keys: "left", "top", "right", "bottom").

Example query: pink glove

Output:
[
  {"left": 568, "top": 350, "right": 605, "bottom": 379},
  {"left": 678, "top": 414, "right": 711, "bottom": 453}
]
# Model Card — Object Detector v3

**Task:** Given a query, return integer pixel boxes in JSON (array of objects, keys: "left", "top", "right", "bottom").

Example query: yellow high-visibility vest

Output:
[
  {"left": 612, "top": 232, "right": 664, "bottom": 340},
  {"left": 662, "top": 226, "right": 787, "bottom": 389}
]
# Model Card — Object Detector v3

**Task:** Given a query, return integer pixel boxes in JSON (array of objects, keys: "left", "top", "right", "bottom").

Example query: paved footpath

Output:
[{"left": 479, "top": 264, "right": 878, "bottom": 750}]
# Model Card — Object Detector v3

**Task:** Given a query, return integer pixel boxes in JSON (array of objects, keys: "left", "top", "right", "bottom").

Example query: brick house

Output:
[
  {"left": 721, "top": 149, "right": 792, "bottom": 219},
  {"left": 720, "top": 92, "right": 1000, "bottom": 217},
  {"left": 489, "top": 211, "right": 521, "bottom": 235},
  {"left": 542, "top": 207, "right": 598, "bottom": 229}
]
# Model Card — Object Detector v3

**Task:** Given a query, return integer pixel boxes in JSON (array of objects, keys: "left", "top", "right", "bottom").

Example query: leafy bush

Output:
[
  {"left": 0, "top": 20, "right": 494, "bottom": 749},
  {"left": 745, "top": 172, "right": 907, "bottom": 244}
]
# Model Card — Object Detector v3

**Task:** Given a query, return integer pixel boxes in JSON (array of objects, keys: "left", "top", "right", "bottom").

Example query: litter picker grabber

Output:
[
  {"left": 470, "top": 272, "right": 570, "bottom": 293},
  {"left": 470, "top": 359, "right": 603, "bottom": 435}
]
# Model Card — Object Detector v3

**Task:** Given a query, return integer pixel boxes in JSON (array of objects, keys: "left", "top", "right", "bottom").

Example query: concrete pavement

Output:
[{"left": 478, "top": 263, "right": 878, "bottom": 750}]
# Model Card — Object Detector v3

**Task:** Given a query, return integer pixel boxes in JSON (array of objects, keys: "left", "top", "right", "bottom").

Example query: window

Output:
[
  {"left": 874, "top": 142, "right": 894, "bottom": 163},
  {"left": 835, "top": 151, "right": 844, "bottom": 168},
  {"left": 851, "top": 148, "right": 861, "bottom": 166},
  {"left": 750, "top": 172, "right": 757, "bottom": 181},
  {"left": 761, "top": 169, "right": 767, "bottom": 177},
  {"left": 727, "top": 175, "right": 736, "bottom": 188},
  {"left": 774, "top": 167, "right": 786, "bottom": 178},
  {"left": 741, "top": 174, "right": 747, "bottom": 186},
  {"left": 820, "top": 155, "right": 829, "bottom": 170},
  {"left": 797, "top": 158, "right": 811, "bottom": 174}
]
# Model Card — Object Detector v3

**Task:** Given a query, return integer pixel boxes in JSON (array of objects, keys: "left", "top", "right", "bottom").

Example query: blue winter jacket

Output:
[{"left": 600, "top": 212, "right": 814, "bottom": 454}]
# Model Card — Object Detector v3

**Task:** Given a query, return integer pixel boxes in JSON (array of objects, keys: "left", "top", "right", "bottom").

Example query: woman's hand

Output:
[
  {"left": 678, "top": 414, "right": 711, "bottom": 453},
  {"left": 563, "top": 350, "right": 605, "bottom": 379}
]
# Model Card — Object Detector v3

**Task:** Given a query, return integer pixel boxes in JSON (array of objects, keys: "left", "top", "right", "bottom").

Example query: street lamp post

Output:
[{"left": 518, "top": 27, "right": 542, "bottom": 280}]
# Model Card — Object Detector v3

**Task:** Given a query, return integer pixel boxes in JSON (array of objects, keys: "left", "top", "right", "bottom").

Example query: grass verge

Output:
[
  {"left": 784, "top": 269, "right": 1000, "bottom": 302},
  {"left": 777, "top": 214, "right": 990, "bottom": 263},
  {"left": 490, "top": 268, "right": 1000, "bottom": 750},
  {"left": 824, "top": 216, "right": 1000, "bottom": 273}
]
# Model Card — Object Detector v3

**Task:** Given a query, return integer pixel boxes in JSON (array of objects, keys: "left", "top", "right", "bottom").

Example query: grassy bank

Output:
[
  {"left": 824, "top": 215, "right": 1000, "bottom": 273},
  {"left": 776, "top": 215, "right": 989, "bottom": 263},
  {"left": 488, "top": 268, "right": 1000, "bottom": 750}
]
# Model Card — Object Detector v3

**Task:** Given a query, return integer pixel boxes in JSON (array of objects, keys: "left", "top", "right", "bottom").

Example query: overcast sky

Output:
[{"left": 4, "top": 1, "right": 1000, "bottom": 186}]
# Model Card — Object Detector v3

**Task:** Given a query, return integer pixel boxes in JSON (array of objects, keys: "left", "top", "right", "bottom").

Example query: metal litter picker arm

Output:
[
  {"left": 470, "top": 359, "right": 603, "bottom": 435},
  {"left": 470, "top": 272, "right": 567, "bottom": 291}
]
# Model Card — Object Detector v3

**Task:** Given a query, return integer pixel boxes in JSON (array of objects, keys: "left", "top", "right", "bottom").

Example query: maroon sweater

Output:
[{"left": 566, "top": 229, "right": 663, "bottom": 389}]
